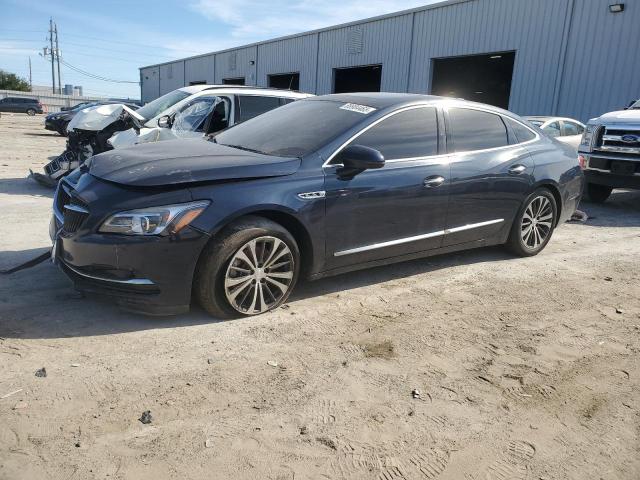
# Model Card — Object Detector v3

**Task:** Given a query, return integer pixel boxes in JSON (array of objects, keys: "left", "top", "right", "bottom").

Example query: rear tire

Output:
[
  {"left": 194, "top": 216, "right": 300, "bottom": 319},
  {"left": 26, "top": 108, "right": 36, "bottom": 116},
  {"left": 586, "top": 183, "right": 612, "bottom": 203},
  {"left": 506, "top": 188, "right": 557, "bottom": 257}
]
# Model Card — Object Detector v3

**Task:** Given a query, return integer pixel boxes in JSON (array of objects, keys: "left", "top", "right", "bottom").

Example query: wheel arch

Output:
[
  {"left": 206, "top": 206, "right": 315, "bottom": 278},
  {"left": 530, "top": 180, "right": 563, "bottom": 226}
]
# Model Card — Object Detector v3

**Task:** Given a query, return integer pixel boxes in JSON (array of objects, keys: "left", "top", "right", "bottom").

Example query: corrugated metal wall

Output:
[
  {"left": 256, "top": 34, "right": 319, "bottom": 91},
  {"left": 140, "top": 66, "right": 159, "bottom": 103},
  {"left": 215, "top": 46, "right": 258, "bottom": 85},
  {"left": 557, "top": 0, "right": 640, "bottom": 121},
  {"left": 139, "top": 0, "right": 639, "bottom": 122},
  {"left": 316, "top": 13, "right": 414, "bottom": 94},
  {"left": 185, "top": 54, "right": 216, "bottom": 85},
  {"left": 408, "top": 0, "right": 571, "bottom": 115},
  {"left": 159, "top": 61, "right": 185, "bottom": 94}
]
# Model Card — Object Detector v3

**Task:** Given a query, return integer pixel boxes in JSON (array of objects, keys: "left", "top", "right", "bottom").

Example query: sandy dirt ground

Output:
[{"left": 0, "top": 114, "right": 639, "bottom": 480}]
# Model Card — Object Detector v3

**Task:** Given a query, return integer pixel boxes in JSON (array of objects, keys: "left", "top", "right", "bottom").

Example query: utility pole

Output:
[
  {"left": 28, "top": 57, "right": 32, "bottom": 91},
  {"left": 54, "top": 22, "right": 62, "bottom": 94},
  {"left": 49, "top": 18, "right": 56, "bottom": 94}
]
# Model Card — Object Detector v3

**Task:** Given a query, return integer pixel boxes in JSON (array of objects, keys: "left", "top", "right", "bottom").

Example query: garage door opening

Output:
[
  {"left": 268, "top": 73, "right": 300, "bottom": 90},
  {"left": 333, "top": 65, "right": 382, "bottom": 94},
  {"left": 430, "top": 51, "right": 515, "bottom": 109},
  {"left": 223, "top": 77, "right": 245, "bottom": 85}
]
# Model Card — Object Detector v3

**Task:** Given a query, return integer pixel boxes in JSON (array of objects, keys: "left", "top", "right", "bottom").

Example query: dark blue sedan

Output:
[{"left": 51, "top": 93, "right": 584, "bottom": 317}]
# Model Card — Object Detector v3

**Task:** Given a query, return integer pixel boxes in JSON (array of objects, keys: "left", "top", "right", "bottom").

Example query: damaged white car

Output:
[
  {"left": 108, "top": 87, "right": 312, "bottom": 148},
  {"left": 30, "top": 85, "right": 311, "bottom": 186}
]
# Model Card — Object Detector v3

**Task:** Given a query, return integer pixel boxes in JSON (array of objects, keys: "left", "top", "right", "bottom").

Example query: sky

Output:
[{"left": 0, "top": 0, "right": 437, "bottom": 100}]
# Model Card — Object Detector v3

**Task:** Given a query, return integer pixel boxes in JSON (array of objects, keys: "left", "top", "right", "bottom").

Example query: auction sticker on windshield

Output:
[{"left": 339, "top": 103, "right": 377, "bottom": 114}]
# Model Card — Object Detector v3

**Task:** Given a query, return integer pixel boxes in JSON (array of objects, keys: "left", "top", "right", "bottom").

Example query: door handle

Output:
[
  {"left": 423, "top": 175, "right": 445, "bottom": 188},
  {"left": 508, "top": 164, "right": 527, "bottom": 174}
]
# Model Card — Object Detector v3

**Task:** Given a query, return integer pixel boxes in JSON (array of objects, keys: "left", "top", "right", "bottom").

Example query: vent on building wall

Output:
[
  {"left": 229, "top": 53, "right": 237, "bottom": 71},
  {"left": 347, "top": 28, "right": 363, "bottom": 54}
]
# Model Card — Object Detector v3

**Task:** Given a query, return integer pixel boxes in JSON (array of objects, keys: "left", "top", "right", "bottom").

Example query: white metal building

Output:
[{"left": 139, "top": 0, "right": 639, "bottom": 122}]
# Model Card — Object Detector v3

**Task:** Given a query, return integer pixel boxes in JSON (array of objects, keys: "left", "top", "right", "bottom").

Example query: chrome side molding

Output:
[
  {"left": 63, "top": 261, "right": 155, "bottom": 286},
  {"left": 334, "top": 218, "right": 504, "bottom": 257}
]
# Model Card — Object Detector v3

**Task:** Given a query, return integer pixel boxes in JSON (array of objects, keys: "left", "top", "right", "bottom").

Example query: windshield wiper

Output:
[{"left": 222, "top": 144, "right": 267, "bottom": 155}]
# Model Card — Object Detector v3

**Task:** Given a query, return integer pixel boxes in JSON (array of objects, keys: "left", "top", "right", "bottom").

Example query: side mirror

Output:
[
  {"left": 336, "top": 145, "right": 385, "bottom": 178},
  {"left": 157, "top": 115, "right": 173, "bottom": 128}
]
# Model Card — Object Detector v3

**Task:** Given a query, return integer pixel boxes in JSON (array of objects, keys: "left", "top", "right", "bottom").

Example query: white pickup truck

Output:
[{"left": 578, "top": 99, "right": 640, "bottom": 203}]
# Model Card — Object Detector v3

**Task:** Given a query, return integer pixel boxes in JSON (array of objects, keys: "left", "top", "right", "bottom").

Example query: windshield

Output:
[
  {"left": 527, "top": 119, "right": 544, "bottom": 127},
  {"left": 214, "top": 99, "right": 369, "bottom": 157},
  {"left": 631, "top": 100, "right": 640, "bottom": 109},
  {"left": 173, "top": 96, "right": 226, "bottom": 136},
  {"left": 136, "top": 89, "right": 191, "bottom": 120}
]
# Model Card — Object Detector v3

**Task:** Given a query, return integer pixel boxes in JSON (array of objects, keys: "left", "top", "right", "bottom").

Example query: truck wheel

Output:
[
  {"left": 194, "top": 216, "right": 300, "bottom": 319},
  {"left": 586, "top": 183, "right": 612, "bottom": 203},
  {"left": 506, "top": 188, "right": 557, "bottom": 257},
  {"left": 26, "top": 108, "right": 36, "bottom": 116}
]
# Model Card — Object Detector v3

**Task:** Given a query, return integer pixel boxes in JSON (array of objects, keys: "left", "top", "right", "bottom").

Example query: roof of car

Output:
[
  {"left": 524, "top": 115, "right": 584, "bottom": 124},
  {"left": 306, "top": 92, "right": 444, "bottom": 109},
  {"left": 178, "top": 84, "right": 311, "bottom": 97}
]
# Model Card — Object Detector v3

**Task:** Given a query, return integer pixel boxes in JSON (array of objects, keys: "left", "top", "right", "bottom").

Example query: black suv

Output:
[{"left": 0, "top": 96, "right": 44, "bottom": 115}]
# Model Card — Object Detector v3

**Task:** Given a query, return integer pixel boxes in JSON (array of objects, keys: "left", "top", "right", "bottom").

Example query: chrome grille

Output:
[
  {"left": 56, "top": 182, "right": 89, "bottom": 234},
  {"left": 62, "top": 202, "right": 89, "bottom": 234},
  {"left": 55, "top": 184, "right": 71, "bottom": 213},
  {"left": 598, "top": 127, "right": 640, "bottom": 153}
]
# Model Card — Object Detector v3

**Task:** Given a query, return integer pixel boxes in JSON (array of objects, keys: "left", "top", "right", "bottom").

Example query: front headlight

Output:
[
  {"left": 579, "top": 124, "right": 596, "bottom": 151},
  {"left": 99, "top": 200, "right": 210, "bottom": 236}
]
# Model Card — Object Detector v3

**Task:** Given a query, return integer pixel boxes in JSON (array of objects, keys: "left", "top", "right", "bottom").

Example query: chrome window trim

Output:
[
  {"left": 334, "top": 218, "right": 504, "bottom": 257},
  {"left": 443, "top": 104, "right": 540, "bottom": 154},
  {"left": 322, "top": 102, "right": 540, "bottom": 170},
  {"left": 322, "top": 104, "right": 440, "bottom": 168}
]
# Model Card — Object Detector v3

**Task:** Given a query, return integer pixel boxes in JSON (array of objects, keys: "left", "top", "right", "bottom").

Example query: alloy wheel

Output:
[
  {"left": 224, "top": 236, "right": 294, "bottom": 315},
  {"left": 520, "top": 195, "right": 553, "bottom": 249}
]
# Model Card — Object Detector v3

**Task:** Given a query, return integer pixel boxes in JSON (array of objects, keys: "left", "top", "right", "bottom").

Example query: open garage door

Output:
[
  {"left": 431, "top": 52, "right": 515, "bottom": 109},
  {"left": 333, "top": 65, "right": 382, "bottom": 94},
  {"left": 223, "top": 77, "right": 245, "bottom": 85},
  {"left": 268, "top": 73, "right": 300, "bottom": 91}
]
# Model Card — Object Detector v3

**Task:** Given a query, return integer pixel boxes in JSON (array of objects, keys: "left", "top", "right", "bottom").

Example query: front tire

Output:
[
  {"left": 506, "top": 188, "right": 557, "bottom": 257},
  {"left": 586, "top": 183, "right": 612, "bottom": 203},
  {"left": 26, "top": 108, "right": 36, "bottom": 116},
  {"left": 194, "top": 216, "right": 300, "bottom": 319}
]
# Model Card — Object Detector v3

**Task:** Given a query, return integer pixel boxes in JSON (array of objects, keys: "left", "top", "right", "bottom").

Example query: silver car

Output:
[{"left": 525, "top": 116, "right": 585, "bottom": 150}]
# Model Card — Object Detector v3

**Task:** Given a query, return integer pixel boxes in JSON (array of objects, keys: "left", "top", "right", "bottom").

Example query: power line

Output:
[
  {"left": 60, "top": 32, "right": 205, "bottom": 54},
  {"left": 0, "top": 45, "right": 164, "bottom": 63},
  {"left": 0, "top": 37, "right": 179, "bottom": 60},
  {"left": 59, "top": 58, "right": 139, "bottom": 84}
]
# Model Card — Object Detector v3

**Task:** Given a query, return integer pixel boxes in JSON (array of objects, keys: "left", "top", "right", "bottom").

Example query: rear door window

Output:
[
  {"left": 448, "top": 108, "right": 509, "bottom": 152},
  {"left": 503, "top": 116, "right": 537, "bottom": 144},
  {"left": 346, "top": 107, "right": 439, "bottom": 160},
  {"left": 562, "top": 121, "right": 583, "bottom": 136},
  {"left": 238, "top": 96, "right": 282, "bottom": 122},
  {"left": 542, "top": 121, "right": 561, "bottom": 138}
]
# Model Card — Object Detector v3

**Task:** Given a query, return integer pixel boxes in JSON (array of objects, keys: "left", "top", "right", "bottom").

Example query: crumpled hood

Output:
[
  {"left": 68, "top": 103, "right": 144, "bottom": 132},
  {"left": 591, "top": 109, "right": 640, "bottom": 124},
  {"left": 89, "top": 137, "right": 301, "bottom": 187}
]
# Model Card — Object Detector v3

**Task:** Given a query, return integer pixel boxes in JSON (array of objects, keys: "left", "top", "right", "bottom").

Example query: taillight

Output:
[{"left": 578, "top": 155, "right": 586, "bottom": 170}]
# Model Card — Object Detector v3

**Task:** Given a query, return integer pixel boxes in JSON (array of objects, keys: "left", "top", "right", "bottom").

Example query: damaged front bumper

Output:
[
  {"left": 50, "top": 173, "right": 211, "bottom": 315},
  {"left": 52, "top": 212, "right": 209, "bottom": 315}
]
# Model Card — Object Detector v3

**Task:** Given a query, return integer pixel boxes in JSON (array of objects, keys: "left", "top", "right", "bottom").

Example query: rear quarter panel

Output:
[{"left": 527, "top": 136, "right": 584, "bottom": 223}]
